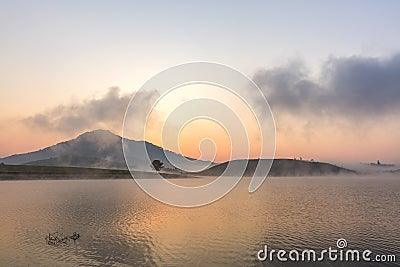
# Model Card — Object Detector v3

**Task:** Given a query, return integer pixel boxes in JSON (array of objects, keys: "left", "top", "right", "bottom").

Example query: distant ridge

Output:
[{"left": 197, "top": 159, "right": 355, "bottom": 177}]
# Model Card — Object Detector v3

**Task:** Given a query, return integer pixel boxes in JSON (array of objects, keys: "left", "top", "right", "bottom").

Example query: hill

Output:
[
  {"left": 0, "top": 129, "right": 212, "bottom": 171},
  {"left": 197, "top": 159, "right": 355, "bottom": 177}
]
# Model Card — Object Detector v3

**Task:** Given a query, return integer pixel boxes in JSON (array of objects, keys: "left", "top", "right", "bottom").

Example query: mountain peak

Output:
[
  {"left": 73, "top": 129, "right": 122, "bottom": 144},
  {"left": 77, "top": 129, "right": 120, "bottom": 138}
]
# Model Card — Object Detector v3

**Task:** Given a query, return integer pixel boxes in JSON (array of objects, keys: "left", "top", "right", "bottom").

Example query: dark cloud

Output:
[
  {"left": 23, "top": 54, "right": 400, "bottom": 136},
  {"left": 23, "top": 87, "right": 159, "bottom": 134},
  {"left": 254, "top": 54, "right": 400, "bottom": 119}
]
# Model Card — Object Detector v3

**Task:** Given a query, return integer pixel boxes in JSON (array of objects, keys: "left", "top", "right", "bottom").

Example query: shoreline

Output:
[{"left": 0, "top": 164, "right": 196, "bottom": 180}]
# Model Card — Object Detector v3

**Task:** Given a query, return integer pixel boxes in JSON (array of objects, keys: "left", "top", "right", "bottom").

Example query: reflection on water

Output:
[{"left": 0, "top": 176, "right": 399, "bottom": 266}]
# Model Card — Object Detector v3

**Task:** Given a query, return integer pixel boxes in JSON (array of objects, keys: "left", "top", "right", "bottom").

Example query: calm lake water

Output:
[{"left": 0, "top": 176, "right": 399, "bottom": 266}]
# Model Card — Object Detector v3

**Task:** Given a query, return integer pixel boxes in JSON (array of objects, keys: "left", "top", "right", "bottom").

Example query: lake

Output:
[{"left": 0, "top": 176, "right": 399, "bottom": 266}]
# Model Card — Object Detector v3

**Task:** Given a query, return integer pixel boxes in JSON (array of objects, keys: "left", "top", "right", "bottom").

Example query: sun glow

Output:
[{"left": 143, "top": 84, "right": 265, "bottom": 163}]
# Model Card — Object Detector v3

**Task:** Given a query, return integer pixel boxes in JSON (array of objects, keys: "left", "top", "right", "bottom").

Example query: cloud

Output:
[
  {"left": 254, "top": 54, "right": 400, "bottom": 119},
  {"left": 23, "top": 54, "right": 400, "bottom": 138},
  {"left": 23, "top": 87, "right": 159, "bottom": 135}
]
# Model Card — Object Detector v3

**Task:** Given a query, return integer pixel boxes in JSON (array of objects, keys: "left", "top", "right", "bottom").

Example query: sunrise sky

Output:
[{"left": 1, "top": 1, "right": 400, "bottom": 163}]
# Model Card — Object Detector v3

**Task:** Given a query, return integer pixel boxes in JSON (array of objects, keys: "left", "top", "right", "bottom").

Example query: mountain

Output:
[
  {"left": 0, "top": 129, "right": 212, "bottom": 171},
  {"left": 196, "top": 159, "right": 355, "bottom": 177},
  {"left": 0, "top": 130, "right": 355, "bottom": 176}
]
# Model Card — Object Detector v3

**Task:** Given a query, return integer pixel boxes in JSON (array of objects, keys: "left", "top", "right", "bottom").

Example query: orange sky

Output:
[
  {"left": 0, "top": 82, "right": 400, "bottom": 165},
  {"left": 1, "top": 110, "right": 400, "bottom": 163},
  {"left": 140, "top": 84, "right": 271, "bottom": 163},
  {"left": 1, "top": 79, "right": 399, "bottom": 163}
]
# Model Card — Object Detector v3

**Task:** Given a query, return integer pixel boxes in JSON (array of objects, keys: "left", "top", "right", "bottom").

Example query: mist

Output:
[
  {"left": 23, "top": 87, "right": 159, "bottom": 136},
  {"left": 252, "top": 54, "right": 400, "bottom": 163},
  {"left": 253, "top": 54, "right": 400, "bottom": 118}
]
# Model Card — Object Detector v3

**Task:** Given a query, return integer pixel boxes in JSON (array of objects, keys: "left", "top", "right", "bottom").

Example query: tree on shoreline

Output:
[{"left": 151, "top": 160, "right": 164, "bottom": 172}]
